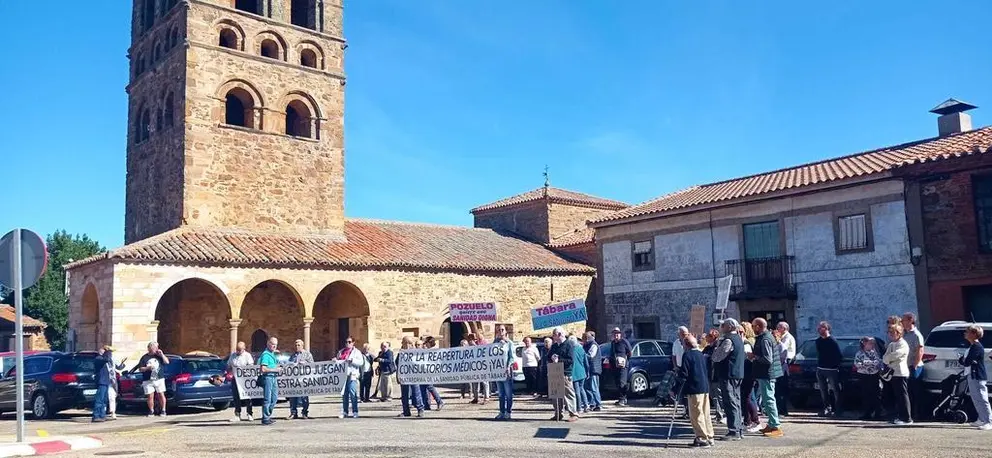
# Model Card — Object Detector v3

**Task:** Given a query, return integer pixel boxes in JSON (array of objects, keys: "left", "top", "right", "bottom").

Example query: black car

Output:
[
  {"left": 118, "top": 353, "right": 232, "bottom": 411},
  {"left": 0, "top": 351, "right": 103, "bottom": 419},
  {"left": 787, "top": 335, "right": 886, "bottom": 409},
  {"left": 599, "top": 339, "right": 674, "bottom": 397}
]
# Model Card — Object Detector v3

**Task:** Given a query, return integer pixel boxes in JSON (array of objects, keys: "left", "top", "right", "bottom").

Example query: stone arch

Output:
[
  {"left": 154, "top": 278, "right": 233, "bottom": 356},
  {"left": 312, "top": 281, "right": 370, "bottom": 360},
  {"left": 278, "top": 91, "right": 321, "bottom": 139},
  {"left": 134, "top": 104, "right": 152, "bottom": 143},
  {"left": 296, "top": 41, "right": 324, "bottom": 69},
  {"left": 79, "top": 284, "right": 100, "bottom": 351},
  {"left": 239, "top": 280, "right": 305, "bottom": 353},
  {"left": 153, "top": 39, "right": 162, "bottom": 63},
  {"left": 215, "top": 19, "right": 246, "bottom": 51},
  {"left": 168, "top": 25, "right": 180, "bottom": 49},
  {"left": 163, "top": 91, "right": 175, "bottom": 128},
  {"left": 216, "top": 79, "right": 264, "bottom": 129},
  {"left": 254, "top": 31, "right": 288, "bottom": 61}
]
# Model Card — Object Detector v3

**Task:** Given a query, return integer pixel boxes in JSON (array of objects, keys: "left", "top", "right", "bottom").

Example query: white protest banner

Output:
[
  {"left": 531, "top": 298, "right": 587, "bottom": 330},
  {"left": 449, "top": 302, "right": 498, "bottom": 322},
  {"left": 547, "top": 362, "right": 565, "bottom": 399},
  {"left": 234, "top": 360, "right": 348, "bottom": 399},
  {"left": 715, "top": 274, "right": 733, "bottom": 310},
  {"left": 396, "top": 343, "right": 510, "bottom": 385}
]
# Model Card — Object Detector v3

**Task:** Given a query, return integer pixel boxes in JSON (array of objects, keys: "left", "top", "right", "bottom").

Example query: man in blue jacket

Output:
[
  {"left": 712, "top": 319, "right": 744, "bottom": 441},
  {"left": 680, "top": 335, "right": 714, "bottom": 447},
  {"left": 751, "top": 318, "right": 783, "bottom": 438},
  {"left": 92, "top": 345, "right": 114, "bottom": 423}
]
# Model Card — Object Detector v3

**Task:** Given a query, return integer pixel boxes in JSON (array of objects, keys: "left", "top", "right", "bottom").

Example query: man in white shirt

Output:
[
  {"left": 672, "top": 326, "right": 690, "bottom": 368},
  {"left": 775, "top": 322, "right": 796, "bottom": 416},
  {"left": 901, "top": 312, "right": 926, "bottom": 420},
  {"left": 227, "top": 341, "right": 254, "bottom": 422}
]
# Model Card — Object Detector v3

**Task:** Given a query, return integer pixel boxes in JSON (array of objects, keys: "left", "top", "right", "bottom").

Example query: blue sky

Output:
[{"left": 2, "top": 1, "right": 990, "bottom": 248}]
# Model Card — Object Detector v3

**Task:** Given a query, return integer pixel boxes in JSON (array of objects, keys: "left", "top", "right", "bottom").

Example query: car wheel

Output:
[
  {"left": 31, "top": 393, "right": 53, "bottom": 419},
  {"left": 212, "top": 401, "right": 231, "bottom": 411},
  {"left": 629, "top": 372, "right": 650, "bottom": 396}
]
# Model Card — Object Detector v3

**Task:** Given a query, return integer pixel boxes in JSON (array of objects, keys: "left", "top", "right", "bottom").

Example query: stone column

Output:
[
  {"left": 229, "top": 319, "right": 243, "bottom": 353},
  {"left": 146, "top": 320, "right": 160, "bottom": 344},
  {"left": 303, "top": 317, "right": 315, "bottom": 351}
]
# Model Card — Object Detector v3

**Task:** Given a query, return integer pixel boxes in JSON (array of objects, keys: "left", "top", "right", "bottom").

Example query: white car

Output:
[{"left": 922, "top": 321, "right": 992, "bottom": 393}]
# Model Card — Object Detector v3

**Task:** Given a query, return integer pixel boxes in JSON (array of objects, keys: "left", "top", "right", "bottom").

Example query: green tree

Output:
[{"left": 21, "top": 231, "right": 104, "bottom": 350}]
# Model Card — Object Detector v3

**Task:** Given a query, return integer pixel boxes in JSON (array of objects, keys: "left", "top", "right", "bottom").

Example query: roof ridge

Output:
[
  {"left": 471, "top": 185, "right": 628, "bottom": 213},
  {"left": 347, "top": 217, "right": 490, "bottom": 231},
  {"left": 690, "top": 125, "right": 992, "bottom": 190}
]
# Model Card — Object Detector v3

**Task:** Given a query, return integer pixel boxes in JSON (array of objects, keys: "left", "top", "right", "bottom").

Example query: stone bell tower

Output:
[{"left": 124, "top": 0, "right": 346, "bottom": 243}]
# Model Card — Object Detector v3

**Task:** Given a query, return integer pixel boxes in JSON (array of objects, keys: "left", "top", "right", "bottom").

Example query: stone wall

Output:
[
  {"left": 125, "top": 5, "right": 188, "bottom": 243},
  {"left": 68, "top": 260, "right": 593, "bottom": 361},
  {"left": 473, "top": 201, "right": 550, "bottom": 244},
  {"left": 547, "top": 203, "right": 616, "bottom": 241}
]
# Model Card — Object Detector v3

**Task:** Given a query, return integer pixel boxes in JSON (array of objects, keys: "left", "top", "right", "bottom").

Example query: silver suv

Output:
[{"left": 922, "top": 321, "right": 992, "bottom": 393}]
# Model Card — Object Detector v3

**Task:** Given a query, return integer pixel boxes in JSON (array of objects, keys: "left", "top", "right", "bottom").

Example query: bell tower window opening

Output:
[
  {"left": 138, "top": 108, "right": 152, "bottom": 143},
  {"left": 224, "top": 88, "right": 256, "bottom": 129},
  {"left": 285, "top": 101, "right": 313, "bottom": 138},
  {"left": 260, "top": 39, "right": 279, "bottom": 59},
  {"left": 142, "top": 0, "right": 156, "bottom": 32},
  {"left": 300, "top": 49, "right": 317, "bottom": 68},
  {"left": 164, "top": 93, "right": 175, "bottom": 128},
  {"left": 235, "top": 0, "right": 262, "bottom": 15},
  {"left": 291, "top": 1, "right": 315, "bottom": 30},
  {"left": 219, "top": 29, "right": 238, "bottom": 50}
]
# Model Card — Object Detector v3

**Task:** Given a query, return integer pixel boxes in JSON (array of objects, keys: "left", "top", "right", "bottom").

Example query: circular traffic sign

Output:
[{"left": 0, "top": 229, "right": 48, "bottom": 290}]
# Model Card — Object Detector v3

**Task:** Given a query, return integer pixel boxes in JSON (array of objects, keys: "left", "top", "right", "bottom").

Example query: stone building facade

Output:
[
  {"left": 590, "top": 106, "right": 992, "bottom": 341},
  {"left": 66, "top": 0, "right": 598, "bottom": 361}
]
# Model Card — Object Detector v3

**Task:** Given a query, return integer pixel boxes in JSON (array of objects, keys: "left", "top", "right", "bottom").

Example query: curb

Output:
[{"left": 0, "top": 436, "right": 103, "bottom": 457}]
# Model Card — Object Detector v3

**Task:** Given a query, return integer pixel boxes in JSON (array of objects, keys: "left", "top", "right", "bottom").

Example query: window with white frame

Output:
[
  {"left": 837, "top": 214, "right": 869, "bottom": 252},
  {"left": 633, "top": 240, "right": 654, "bottom": 270}
]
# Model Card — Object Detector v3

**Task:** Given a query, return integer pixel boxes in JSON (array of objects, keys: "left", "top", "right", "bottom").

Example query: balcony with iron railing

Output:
[{"left": 725, "top": 256, "right": 797, "bottom": 300}]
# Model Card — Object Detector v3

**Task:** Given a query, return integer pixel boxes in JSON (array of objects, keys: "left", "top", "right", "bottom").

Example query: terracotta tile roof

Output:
[
  {"left": 471, "top": 186, "right": 628, "bottom": 213},
  {"left": 0, "top": 305, "right": 46, "bottom": 328},
  {"left": 65, "top": 219, "right": 595, "bottom": 274},
  {"left": 592, "top": 126, "right": 992, "bottom": 225},
  {"left": 548, "top": 226, "right": 595, "bottom": 248}
]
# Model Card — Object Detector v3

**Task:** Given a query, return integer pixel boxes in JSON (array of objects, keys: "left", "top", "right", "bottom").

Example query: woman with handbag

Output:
[
  {"left": 882, "top": 324, "right": 912, "bottom": 425},
  {"left": 854, "top": 337, "right": 883, "bottom": 420}
]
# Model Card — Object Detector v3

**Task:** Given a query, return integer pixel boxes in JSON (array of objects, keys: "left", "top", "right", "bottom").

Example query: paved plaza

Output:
[{"left": 0, "top": 394, "right": 987, "bottom": 457}]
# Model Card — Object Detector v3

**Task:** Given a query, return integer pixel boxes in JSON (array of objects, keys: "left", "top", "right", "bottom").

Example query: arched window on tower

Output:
[
  {"left": 235, "top": 0, "right": 262, "bottom": 15},
  {"left": 219, "top": 29, "right": 238, "bottom": 50},
  {"left": 142, "top": 0, "right": 156, "bottom": 32},
  {"left": 138, "top": 108, "right": 152, "bottom": 142},
  {"left": 224, "top": 88, "right": 256, "bottom": 129},
  {"left": 291, "top": 0, "right": 315, "bottom": 30},
  {"left": 300, "top": 49, "right": 317, "bottom": 68},
  {"left": 168, "top": 27, "right": 179, "bottom": 49},
  {"left": 156, "top": 109, "right": 164, "bottom": 133},
  {"left": 285, "top": 100, "right": 313, "bottom": 138},
  {"left": 260, "top": 39, "right": 279, "bottom": 59},
  {"left": 164, "top": 93, "right": 175, "bottom": 128},
  {"left": 135, "top": 54, "right": 146, "bottom": 77},
  {"left": 153, "top": 41, "right": 162, "bottom": 63}
]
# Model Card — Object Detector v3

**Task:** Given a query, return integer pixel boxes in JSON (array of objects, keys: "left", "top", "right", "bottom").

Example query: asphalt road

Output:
[{"left": 1, "top": 394, "right": 988, "bottom": 457}]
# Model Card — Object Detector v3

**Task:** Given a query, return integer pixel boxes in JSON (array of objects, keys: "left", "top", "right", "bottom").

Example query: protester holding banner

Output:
[
  {"left": 397, "top": 336, "right": 425, "bottom": 418},
  {"left": 548, "top": 327, "right": 578, "bottom": 422},
  {"left": 459, "top": 339, "right": 471, "bottom": 399},
  {"left": 374, "top": 342, "right": 395, "bottom": 402},
  {"left": 287, "top": 339, "right": 315, "bottom": 420},
  {"left": 227, "top": 341, "right": 255, "bottom": 422},
  {"left": 583, "top": 331, "right": 603, "bottom": 412},
  {"left": 468, "top": 334, "right": 490, "bottom": 405},
  {"left": 608, "top": 327, "right": 632, "bottom": 407},
  {"left": 521, "top": 337, "right": 541, "bottom": 396},
  {"left": 360, "top": 343, "right": 374, "bottom": 403},
  {"left": 420, "top": 337, "right": 445, "bottom": 411},
  {"left": 337, "top": 336, "right": 364, "bottom": 418},
  {"left": 259, "top": 337, "right": 281, "bottom": 426},
  {"left": 493, "top": 325, "right": 516, "bottom": 420}
]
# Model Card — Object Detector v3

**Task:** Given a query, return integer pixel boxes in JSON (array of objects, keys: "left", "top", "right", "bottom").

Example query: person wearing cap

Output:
[
  {"left": 712, "top": 318, "right": 744, "bottom": 440},
  {"left": 607, "top": 327, "right": 632, "bottom": 406}
]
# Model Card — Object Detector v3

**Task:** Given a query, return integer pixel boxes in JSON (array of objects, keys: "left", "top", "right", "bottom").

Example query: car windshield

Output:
[
  {"left": 926, "top": 329, "right": 992, "bottom": 349},
  {"left": 797, "top": 339, "right": 872, "bottom": 360},
  {"left": 183, "top": 359, "right": 225, "bottom": 373}
]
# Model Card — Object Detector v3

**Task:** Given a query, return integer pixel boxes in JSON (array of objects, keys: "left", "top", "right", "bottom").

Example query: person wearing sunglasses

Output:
[{"left": 338, "top": 336, "right": 365, "bottom": 418}]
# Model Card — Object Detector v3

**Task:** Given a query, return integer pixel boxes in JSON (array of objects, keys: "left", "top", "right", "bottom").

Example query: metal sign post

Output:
[
  {"left": 0, "top": 229, "right": 48, "bottom": 443},
  {"left": 13, "top": 229, "right": 24, "bottom": 443}
]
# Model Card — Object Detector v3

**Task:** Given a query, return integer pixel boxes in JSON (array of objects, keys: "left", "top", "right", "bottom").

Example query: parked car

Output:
[
  {"left": 0, "top": 351, "right": 103, "bottom": 418},
  {"left": 598, "top": 339, "right": 674, "bottom": 397},
  {"left": 922, "top": 321, "right": 992, "bottom": 394},
  {"left": 787, "top": 336, "right": 886, "bottom": 409},
  {"left": 512, "top": 339, "right": 548, "bottom": 390},
  {"left": 0, "top": 351, "right": 46, "bottom": 376},
  {"left": 118, "top": 353, "right": 232, "bottom": 411}
]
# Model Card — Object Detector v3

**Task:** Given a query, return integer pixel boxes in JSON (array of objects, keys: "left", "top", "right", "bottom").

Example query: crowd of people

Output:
[{"left": 85, "top": 311, "right": 992, "bottom": 446}]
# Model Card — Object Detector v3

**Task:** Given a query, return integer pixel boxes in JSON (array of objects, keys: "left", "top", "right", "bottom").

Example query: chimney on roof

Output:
[{"left": 930, "top": 98, "right": 977, "bottom": 137}]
